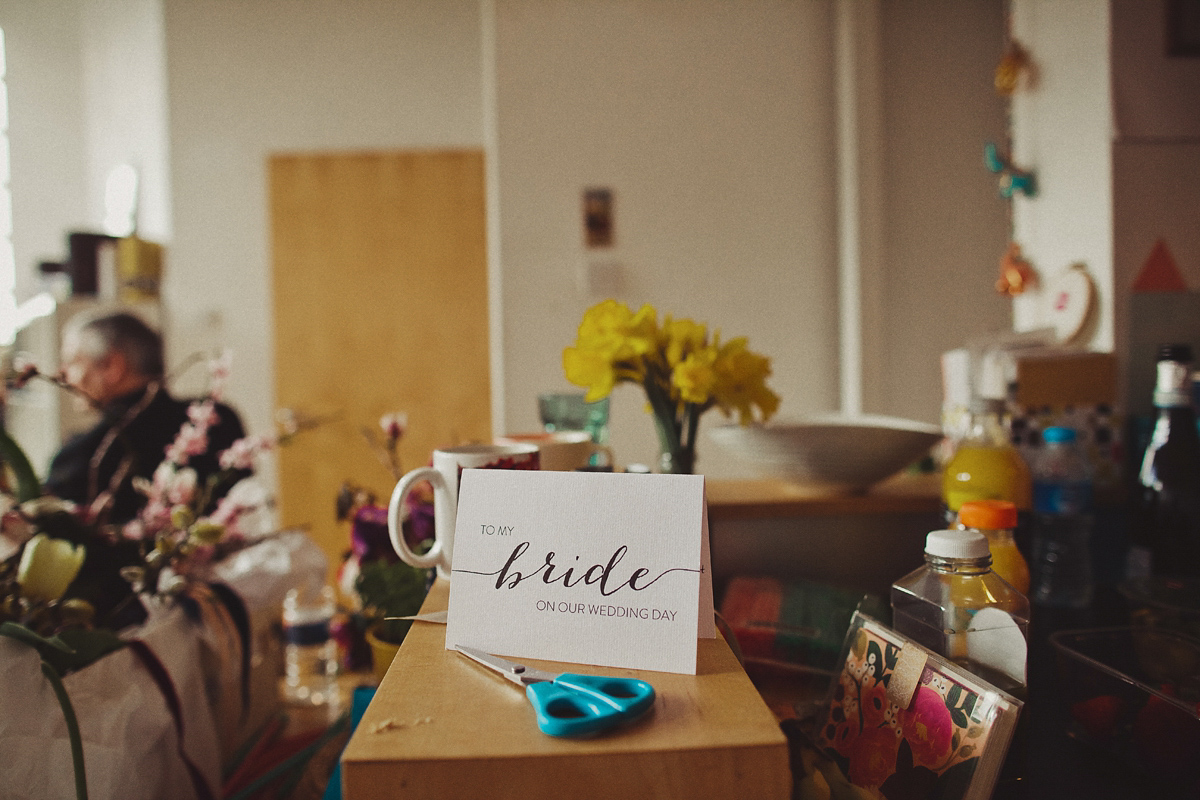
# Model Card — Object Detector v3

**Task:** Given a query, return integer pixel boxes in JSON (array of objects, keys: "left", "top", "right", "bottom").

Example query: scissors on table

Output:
[{"left": 455, "top": 645, "right": 656, "bottom": 737}]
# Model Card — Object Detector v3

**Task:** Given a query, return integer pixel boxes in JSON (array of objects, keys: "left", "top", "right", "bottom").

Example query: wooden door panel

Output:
[{"left": 270, "top": 150, "right": 490, "bottom": 569}]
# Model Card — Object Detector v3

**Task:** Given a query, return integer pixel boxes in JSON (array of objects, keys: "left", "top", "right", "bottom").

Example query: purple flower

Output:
[{"left": 351, "top": 504, "right": 397, "bottom": 564}]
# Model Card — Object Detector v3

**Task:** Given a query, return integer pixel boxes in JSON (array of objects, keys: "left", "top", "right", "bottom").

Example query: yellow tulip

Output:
[{"left": 17, "top": 533, "right": 87, "bottom": 602}]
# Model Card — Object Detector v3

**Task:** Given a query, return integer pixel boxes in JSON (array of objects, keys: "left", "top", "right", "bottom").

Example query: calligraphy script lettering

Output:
[{"left": 454, "top": 542, "right": 702, "bottom": 597}]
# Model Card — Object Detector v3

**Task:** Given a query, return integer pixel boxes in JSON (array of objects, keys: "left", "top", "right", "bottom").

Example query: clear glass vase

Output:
[{"left": 653, "top": 415, "right": 696, "bottom": 474}]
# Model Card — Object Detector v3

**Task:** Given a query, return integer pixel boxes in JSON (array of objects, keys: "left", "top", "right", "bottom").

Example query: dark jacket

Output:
[{"left": 44, "top": 384, "right": 247, "bottom": 524}]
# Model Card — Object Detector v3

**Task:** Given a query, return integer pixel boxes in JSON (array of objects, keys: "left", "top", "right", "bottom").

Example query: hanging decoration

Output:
[
  {"left": 994, "top": 39, "right": 1035, "bottom": 96},
  {"left": 984, "top": 142, "right": 1037, "bottom": 199},
  {"left": 996, "top": 242, "right": 1037, "bottom": 297}
]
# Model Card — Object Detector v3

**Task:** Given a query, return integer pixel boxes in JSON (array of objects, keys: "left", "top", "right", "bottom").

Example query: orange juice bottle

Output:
[
  {"left": 958, "top": 499, "right": 1030, "bottom": 595},
  {"left": 942, "top": 398, "right": 1032, "bottom": 522}
]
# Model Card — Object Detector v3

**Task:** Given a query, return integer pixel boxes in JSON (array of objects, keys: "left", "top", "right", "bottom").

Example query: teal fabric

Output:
[{"left": 322, "top": 686, "right": 377, "bottom": 800}]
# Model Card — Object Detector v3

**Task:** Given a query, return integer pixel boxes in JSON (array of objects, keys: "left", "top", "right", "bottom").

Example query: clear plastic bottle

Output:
[
  {"left": 891, "top": 529, "right": 1030, "bottom": 696},
  {"left": 282, "top": 583, "right": 339, "bottom": 707},
  {"left": 958, "top": 498, "right": 1030, "bottom": 596},
  {"left": 1030, "top": 426, "right": 1094, "bottom": 608},
  {"left": 942, "top": 397, "right": 1033, "bottom": 525}
]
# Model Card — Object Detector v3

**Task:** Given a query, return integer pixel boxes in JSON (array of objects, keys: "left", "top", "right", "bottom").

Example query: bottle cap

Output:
[
  {"left": 925, "top": 529, "right": 991, "bottom": 559},
  {"left": 1041, "top": 426, "right": 1077, "bottom": 444},
  {"left": 1158, "top": 343, "right": 1193, "bottom": 364},
  {"left": 958, "top": 499, "right": 1018, "bottom": 530}
]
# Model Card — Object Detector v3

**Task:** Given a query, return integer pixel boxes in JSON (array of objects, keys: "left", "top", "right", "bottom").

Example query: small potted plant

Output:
[{"left": 354, "top": 556, "right": 429, "bottom": 683}]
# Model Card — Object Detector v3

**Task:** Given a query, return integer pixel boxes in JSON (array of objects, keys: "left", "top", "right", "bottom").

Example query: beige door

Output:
[{"left": 269, "top": 150, "right": 491, "bottom": 569}]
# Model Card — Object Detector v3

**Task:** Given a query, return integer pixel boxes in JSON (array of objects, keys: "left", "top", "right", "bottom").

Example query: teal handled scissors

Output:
[{"left": 455, "top": 645, "right": 656, "bottom": 737}]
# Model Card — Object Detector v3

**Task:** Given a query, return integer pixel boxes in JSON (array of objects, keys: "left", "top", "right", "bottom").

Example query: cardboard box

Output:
[
  {"left": 339, "top": 580, "right": 791, "bottom": 800},
  {"left": 1013, "top": 351, "right": 1118, "bottom": 410}
]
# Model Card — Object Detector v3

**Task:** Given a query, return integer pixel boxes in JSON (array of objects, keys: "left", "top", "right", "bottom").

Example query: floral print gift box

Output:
[{"left": 815, "top": 614, "right": 1023, "bottom": 800}]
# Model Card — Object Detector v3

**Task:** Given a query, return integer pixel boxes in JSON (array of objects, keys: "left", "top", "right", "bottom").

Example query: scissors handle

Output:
[{"left": 525, "top": 674, "right": 656, "bottom": 737}]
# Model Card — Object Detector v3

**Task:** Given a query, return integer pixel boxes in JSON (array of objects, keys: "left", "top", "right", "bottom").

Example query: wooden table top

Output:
[{"left": 339, "top": 580, "right": 791, "bottom": 799}]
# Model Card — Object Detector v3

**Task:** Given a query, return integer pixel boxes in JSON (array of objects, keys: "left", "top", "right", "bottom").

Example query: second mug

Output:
[{"left": 495, "top": 430, "right": 613, "bottom": 471}]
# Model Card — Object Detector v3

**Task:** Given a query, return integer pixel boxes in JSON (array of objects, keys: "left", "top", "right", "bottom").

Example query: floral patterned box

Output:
[{"left": 816, "top": 613, "right": 1023, "bottom": 800}]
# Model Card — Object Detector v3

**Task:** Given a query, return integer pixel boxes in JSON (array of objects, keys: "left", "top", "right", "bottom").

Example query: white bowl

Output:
[{"left": 708, "top": 413, "right": 944, "bottom": 493}]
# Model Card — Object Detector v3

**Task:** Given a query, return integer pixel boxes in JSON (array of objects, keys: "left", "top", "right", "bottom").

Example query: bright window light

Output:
[{"left": 0, "top": 28, "right": 51, "bottom": 347}]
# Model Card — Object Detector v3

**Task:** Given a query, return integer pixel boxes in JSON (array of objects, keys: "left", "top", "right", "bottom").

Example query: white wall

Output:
[
  {"left": 874, "top": 0, "right": 1011, "bottom": 422},
  {"left": 493, "top": 1, "right": 840, "bottom": 474},
  {"left": 161, "top": 0, "right": 485, "bottom": 449},
  {"left": 1008, "top": 0, "right": 1200, "bottom": 410},
  {"left": 1010, "top": 0, "right": 1114, "bottom": 349},
  {"left": 5, "top": 1, "right": 1010, "bottom": 489},
  {"left": 2, "top": 1, "right": 89, "bottom": 301},
  {"left": 79, "top": 0, "right": 171, "bottom": 242}
]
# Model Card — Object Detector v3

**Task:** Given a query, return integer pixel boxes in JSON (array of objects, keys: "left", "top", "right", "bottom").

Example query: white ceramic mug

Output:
[
  {"left": 387, "top": 443, "right": 539, "bottom": 578},
  {"left": 495, "top": 431, "right": 613, "bottom": 472}
]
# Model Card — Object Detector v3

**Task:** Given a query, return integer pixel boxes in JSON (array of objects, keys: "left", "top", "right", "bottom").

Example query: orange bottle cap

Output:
[{"left": 958, "top": 498, "right": 1018, "bottom": 529}]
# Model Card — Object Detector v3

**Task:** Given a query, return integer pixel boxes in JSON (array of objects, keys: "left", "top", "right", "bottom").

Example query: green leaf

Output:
[
  {"left": 0, "top": 427, "right": 41, "bottom": 502},
  {"left": 45, "top": 628, "right": 126, "bottom": 674},
  {"left": 0, "top": 621, "right": 75, "bottom": 654},
  {"left": 355, "top": 558, "right": 429, "bottom": 620},
  {"left": 0, "top": 622, "right": 126, "bottom": 675}
]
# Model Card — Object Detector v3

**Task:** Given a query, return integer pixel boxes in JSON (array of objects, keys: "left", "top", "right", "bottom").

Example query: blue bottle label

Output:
[{"left": 1032, "top": 480, "right": 1092, "bottom": 515}]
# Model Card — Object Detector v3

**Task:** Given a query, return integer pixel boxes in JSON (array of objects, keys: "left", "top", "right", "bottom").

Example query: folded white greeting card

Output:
[{"left": 444, "top": 469, "right": 715, "bottom": 674}]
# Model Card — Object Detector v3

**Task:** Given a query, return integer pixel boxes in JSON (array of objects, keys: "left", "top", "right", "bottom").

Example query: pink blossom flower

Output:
[
  {"left": 166, "top": 468, "right": 198, "bottom": 506},
  {"left": 900, "top": 686, "right": 955, "bottom": 768},
  {"left": 380, "top": 412, "right": 408, "bottom": 442},
  {"left": 209, "top": 478, "right": 268, "bottom": 536},
  {"left": 188, "top": 400, "right": 219, "bottom": 428},
  {"left": 219, "top": 435, "right": 272, "bottom": 471},
  {"left": 165, "top": 422, "right": 209, "bottom": 465},
  {"left": 138, "top": 498, "right": 173, "bottom": 534},
  {"left": 209, "top": 494, "right": 243, "bottom": 527},
  {"left": 122, "top": 518, "right": 149, "bottom": 540}
]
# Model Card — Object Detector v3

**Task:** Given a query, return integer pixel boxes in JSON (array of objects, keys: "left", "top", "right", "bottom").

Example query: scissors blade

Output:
[{"left": 454, "top": 645, "right": 558, "bottom": 687}]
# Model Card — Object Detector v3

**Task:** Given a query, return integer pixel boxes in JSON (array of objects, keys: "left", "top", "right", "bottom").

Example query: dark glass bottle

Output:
[{"left": 1133, "top": 344, "right": 1200, "bottom": 578}]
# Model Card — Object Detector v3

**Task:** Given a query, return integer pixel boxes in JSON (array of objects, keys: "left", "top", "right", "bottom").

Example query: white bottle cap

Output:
[{"left": 925, "top": 529, "right": 990, "bottom": 559}]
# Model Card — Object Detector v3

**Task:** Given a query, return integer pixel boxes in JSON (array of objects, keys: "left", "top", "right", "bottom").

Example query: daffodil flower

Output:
[
  {"left": 564, "top": 299, "right": 779, "bottom": 472},
  {"left": 17, "top": 533, "right": 86, "bottom": 602}
]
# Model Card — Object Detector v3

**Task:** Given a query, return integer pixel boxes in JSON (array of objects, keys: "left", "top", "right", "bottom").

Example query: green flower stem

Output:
[{"left": 40, "top": 660, "right": 89, "bottom": 800}]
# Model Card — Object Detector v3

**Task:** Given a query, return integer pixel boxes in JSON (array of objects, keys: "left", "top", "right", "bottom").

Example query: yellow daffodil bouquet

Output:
[{"left": 563, "top": 299, "right": 780, "bottom": 473}]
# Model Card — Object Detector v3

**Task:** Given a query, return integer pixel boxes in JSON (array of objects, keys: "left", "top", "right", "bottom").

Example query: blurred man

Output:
[{"left": 44, "top": 311, "right": 246, "bottom": 524}]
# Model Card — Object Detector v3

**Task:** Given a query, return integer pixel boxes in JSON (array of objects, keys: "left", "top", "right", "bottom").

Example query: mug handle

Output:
[{"left": 387, "top": 467, "right": 445, "bottom": 570}]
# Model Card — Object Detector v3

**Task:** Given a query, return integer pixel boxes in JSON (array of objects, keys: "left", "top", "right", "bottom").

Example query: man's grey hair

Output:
[{"left": 69, "top": 311, "right": 165, "bottom": 379}]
